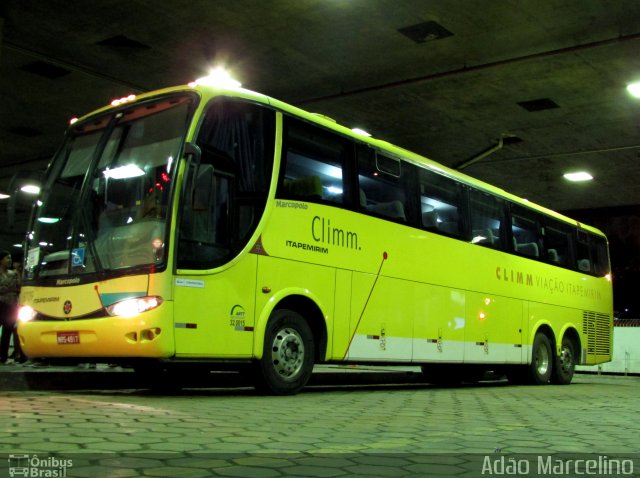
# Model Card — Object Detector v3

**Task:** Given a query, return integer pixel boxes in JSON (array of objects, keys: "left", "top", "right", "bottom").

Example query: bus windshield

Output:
[{"left": 24, "top": 94, "right": 195, "bottom": 280}]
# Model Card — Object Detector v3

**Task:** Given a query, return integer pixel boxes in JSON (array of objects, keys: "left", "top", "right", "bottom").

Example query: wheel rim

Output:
[
  {"left": 558, "top": 344, "right": 574, "bottom": 374},
  {"left": 534, "top": 342, "right": 550, "bottom": 376},
  {"left": 270, "top": 327, "right": 305, "bottom": 382}
]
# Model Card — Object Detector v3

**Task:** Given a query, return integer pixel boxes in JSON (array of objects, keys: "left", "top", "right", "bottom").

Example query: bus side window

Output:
[
  {"left": 358, "top": 149, "right": 408, "bottom": 222},
  {"left": 177, "top": 162, "right": 230, "bottom": 269},
  {"left": 575, "top": 231, "right": 610, "bottom": 276},
  {"left": 543, "top": 222, "right": 572, "bottom": 267},
  {"left": 592, "top": 235, "right": 610, "bottom": 276},
  {"left": 278, "top": 117, "right": 347, "bottom": 204},
  {"left": 469, "top": 190, "right": 505, "bottom": 250},
  {"left": 511, "top": 207, "right": 542, "bottom": 259},
  {"left": 576, "top": 230, "right": 593, "bottom": 273},
  {"left": 418, "top": 168, "right": 462, "bottom": 237}
]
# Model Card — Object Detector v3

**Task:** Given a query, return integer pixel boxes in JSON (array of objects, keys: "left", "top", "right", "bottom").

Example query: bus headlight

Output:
[
  {"left": 18, "top": 305, "right": 37, "bottom": 322},
  {"left": 106, "top": 296, "right": 163, "bottom": 318}
]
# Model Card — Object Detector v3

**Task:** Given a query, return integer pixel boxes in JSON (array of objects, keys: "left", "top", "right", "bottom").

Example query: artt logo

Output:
[{"left": 63, "top": 300, "right": 72, "bottom": 315}]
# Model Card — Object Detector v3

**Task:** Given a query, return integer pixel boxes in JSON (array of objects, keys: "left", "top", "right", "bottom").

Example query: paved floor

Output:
[{"left": 0, "top": 367, "right": 638, "bottom": 477}]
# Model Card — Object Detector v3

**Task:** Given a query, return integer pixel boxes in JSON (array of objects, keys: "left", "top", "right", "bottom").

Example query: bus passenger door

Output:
[
  {"left": 172, "top": 256, "right": 257, "bottom": 358},
  {"left": 172, "top": 158, "right": 258, "bottom": 357}
]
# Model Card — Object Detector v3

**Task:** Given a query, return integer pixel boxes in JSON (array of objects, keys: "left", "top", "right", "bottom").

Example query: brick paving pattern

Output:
[{"left": 0, "top": 371, "right": 638, "bottom": 477}]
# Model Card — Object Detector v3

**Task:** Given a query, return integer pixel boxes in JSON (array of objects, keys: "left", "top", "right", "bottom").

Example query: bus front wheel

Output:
[
  {"left": 255, "top": 309, "right": 314, "bottom": 395},
  {"left": 551, "top": 336, "right": 576, "bottom": 385}
]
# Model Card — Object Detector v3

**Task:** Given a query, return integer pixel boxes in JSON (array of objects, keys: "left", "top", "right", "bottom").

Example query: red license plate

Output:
[{"left": 57, "top": 331, "right": 80, "bottom": 345}]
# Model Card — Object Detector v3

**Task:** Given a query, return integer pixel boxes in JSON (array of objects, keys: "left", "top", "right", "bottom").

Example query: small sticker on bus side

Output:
[{"left": 175, "top": 278, "right": 205, "bottom": 288}]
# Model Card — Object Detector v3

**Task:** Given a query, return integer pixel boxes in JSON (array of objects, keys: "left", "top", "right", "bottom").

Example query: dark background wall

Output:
[{"left": 568, "top": 206, "right": 640, "bottom": 318}]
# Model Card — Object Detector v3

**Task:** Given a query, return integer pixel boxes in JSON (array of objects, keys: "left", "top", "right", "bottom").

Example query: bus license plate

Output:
[{"left": 57, "top": 331, "right": 80, "bottom": 345}]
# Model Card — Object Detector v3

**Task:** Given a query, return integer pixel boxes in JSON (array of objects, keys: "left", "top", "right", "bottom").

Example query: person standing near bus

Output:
[{"left": 0, "top": 250, "right": 20, "bottom": 364}]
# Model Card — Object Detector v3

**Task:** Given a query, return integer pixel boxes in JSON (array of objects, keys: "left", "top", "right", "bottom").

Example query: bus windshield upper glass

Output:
[{"left": 24, "top": 94, "right": 195, "bottom": 280}]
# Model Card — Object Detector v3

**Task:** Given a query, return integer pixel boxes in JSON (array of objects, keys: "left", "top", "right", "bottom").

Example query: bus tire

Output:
[
  {"left": 527, "top": 332, "right": 553, "bottom": 384},
  {"left": 255, "top": 309, "right": 314, "bottom": 395},
  {"left": 551, "top": 336, "right": 576, "bottom": 385}
]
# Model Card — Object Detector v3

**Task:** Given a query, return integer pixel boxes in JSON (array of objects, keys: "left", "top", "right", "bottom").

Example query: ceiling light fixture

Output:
[
  {"left": 21, "top": 185, "right": 41, "bottom": 195},
  {"left": 397, "top": 21, "right": 453, "bottom": 43},
  {"left": 37, "top": 217, "right": 61, "bottom": 224},
  {"left": 627, "top": 82, "right": 640, "bottom": 98},
  {"left": 103, "top": 164, "right": 145, "bottom": 179},
  {"left": 563, "top": 172, "right": 593, "bottom": 182}
]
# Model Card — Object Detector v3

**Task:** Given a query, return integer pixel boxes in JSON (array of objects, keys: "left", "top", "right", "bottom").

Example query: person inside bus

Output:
[{"left": 0, "top": 250, "right": 21, "bottom": 364}]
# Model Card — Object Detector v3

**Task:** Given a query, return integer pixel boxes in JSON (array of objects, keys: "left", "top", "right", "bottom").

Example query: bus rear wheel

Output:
[
  {"left": 255, "top": 309, "right": 314, "bottom": 395},
  {"left": 507, "top": 332, "right": 552, "bottom": 385},
  {"left": 551, "top": 336, "right": 576, "bottom": 385},
  {"left": 527, "top": 332, "right": 553, "bottom": 384}
]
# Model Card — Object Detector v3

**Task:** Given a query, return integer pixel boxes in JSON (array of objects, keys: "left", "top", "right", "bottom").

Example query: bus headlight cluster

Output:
[
  {"left": 18, "top": 305, "right": 37, "bottom": 322},
  {"left": 106, "top": 296, "right": 163, "bottom": 318}
]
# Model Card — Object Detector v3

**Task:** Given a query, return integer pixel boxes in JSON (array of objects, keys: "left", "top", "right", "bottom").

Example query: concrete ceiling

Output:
[{"left": 1, "top": 0, "right": 640, "bottom": 251}]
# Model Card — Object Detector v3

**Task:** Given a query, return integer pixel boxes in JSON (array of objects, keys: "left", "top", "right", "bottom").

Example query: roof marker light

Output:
[
  {"left": 192, "top": 67, "right": 242, "bottom": 89},
  {"left": 111, "top": 94, "right": 137, "bottom": 107},
  {"left": 351, "top": 128, "right": 372, "bottom": 137}
]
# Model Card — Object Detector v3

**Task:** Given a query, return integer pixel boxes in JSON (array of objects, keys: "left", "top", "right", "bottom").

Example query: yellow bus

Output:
[{"left": 17, "top": 75, "right": 613, "bottom": 394}]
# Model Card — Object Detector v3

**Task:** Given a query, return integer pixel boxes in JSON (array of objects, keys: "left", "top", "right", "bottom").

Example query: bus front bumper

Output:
[{"left": 17, "top": 304, "right": 175, "bottom": 359}]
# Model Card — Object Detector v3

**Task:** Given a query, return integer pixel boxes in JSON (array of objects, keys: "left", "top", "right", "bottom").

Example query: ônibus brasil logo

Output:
[{"left": 8, "top": 454, "right": 72, "bottom": 477}]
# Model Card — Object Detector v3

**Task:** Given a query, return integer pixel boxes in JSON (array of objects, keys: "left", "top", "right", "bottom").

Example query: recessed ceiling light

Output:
[
  {"left": 517, "top": 98, "right": 560, "bottom": 112},
  {"left": 21, "top": 185, "right": 41, "bottom": 194},
  {"left": 563, "top": 172, "right": 593, "bottom": 182},
  {"left": 37, "top": 217, "right": 61, "bottom": 224},
  {"left": 397, "top": 21, "right": 453, "bottom": 43},
  {"left": 95, "top": 35, "right": 150, "bottom": 51},
  {"left": 627, "top": 82, "right": 640, "bottom": 98},
  {"left": 20, "top": 60, "right": 71, "bottom": 79}
]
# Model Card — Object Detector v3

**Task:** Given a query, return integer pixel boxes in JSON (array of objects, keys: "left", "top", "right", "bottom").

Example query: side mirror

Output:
[{"left": 183, "top": 142, "right": 201, "bottom": 165}]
